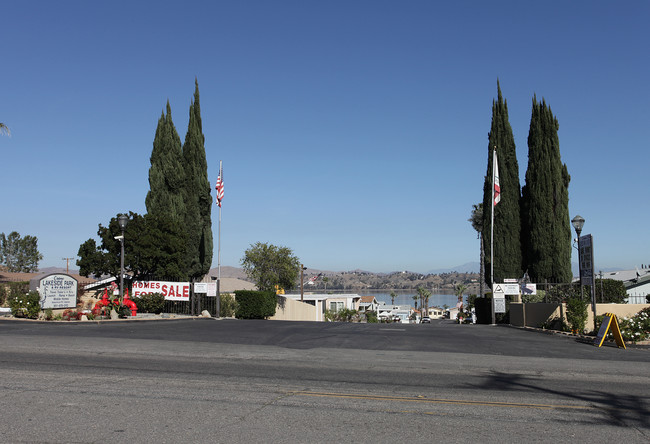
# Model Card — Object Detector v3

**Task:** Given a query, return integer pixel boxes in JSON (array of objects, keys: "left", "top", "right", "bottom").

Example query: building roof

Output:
[
  {"left": 1, "top": 271, "right": 95, "bottom": 286},
  {"left": 359, "top": 295, "right": 377, "bottom": 303},
  {"left": 599, "top": 267, "right": 650, "bottom": 284}
]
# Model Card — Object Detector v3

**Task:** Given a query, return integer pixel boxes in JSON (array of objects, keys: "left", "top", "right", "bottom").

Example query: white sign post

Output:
[{"left": 493, "top": 288, "right": 506, "bottom": 314}]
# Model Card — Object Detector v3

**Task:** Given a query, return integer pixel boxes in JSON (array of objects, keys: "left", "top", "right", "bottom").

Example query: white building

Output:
[{"left": 284, "top": 293, "right": 361, "bottom": 322}]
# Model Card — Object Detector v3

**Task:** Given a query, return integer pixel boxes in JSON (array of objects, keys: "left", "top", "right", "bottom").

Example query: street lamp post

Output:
[
  {"left": 300, "top": 264, "right": 307, "bottom": 302},
  {"left": 571, "top": 215, "right": 585, "bottom": 296},
  {"left": 118, "top": 214, "right": 129, "bottom": 301}
]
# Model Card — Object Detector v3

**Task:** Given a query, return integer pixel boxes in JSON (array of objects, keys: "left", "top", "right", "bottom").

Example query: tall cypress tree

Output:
[
  {"left": 182, "top": 79, "right": 213, "bottom": 280},
  {"left": 521, "top": 96, "right": 571, "bottom": 283},
  {"left": 145, "top": 101, "right": 185, "bottom": 222},
  {"left": 481, "top": 81, "right": 523, "bottom": 285}
]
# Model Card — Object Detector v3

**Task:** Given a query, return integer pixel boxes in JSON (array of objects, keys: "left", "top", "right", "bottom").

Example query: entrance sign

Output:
[
  {"left": 132, "top": 280, "right": 190, "bottom": 301},
  {"left": 594, "top": 313, "right": 626, "bottom": 349},
  {"left": 37, "top": 274, "right": 78, "bottom": 309},
  {"left": 194, "top": 283, "right": 208, "bottom": 293}
]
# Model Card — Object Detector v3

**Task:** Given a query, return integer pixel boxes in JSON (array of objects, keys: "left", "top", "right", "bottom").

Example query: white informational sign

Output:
[
  {"left": 494, "top": 297, "right": 506, "bottom": 313},
  {"left": 194, "top": 283, "right": 208, "bottom": 293},
  {"left": 207, "top": 283, "right": 217, "bottom": 297},
  {"left": 493, "top": 283, "right": 519, "bottom": 295},
  {"left": 39, "top": 274, "right": 78, "bottom": 309},
  {"left": 132, "top": 280, "right": 190, "bottom": 301},
  {"left": 521, "top": 283, "right": 537, "bottom": 295}
]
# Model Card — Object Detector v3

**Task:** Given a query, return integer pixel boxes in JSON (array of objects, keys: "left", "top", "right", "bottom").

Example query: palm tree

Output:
[
  {"left": 417, "top": 286, "right": 431, "bottom": 318},
  {"left": 469, "top": 203, "right": 485, "bottom": 298},
  {"left": 390, "top": 291, "right": 397, "bottom": 305},
  {"left": 0, "top": 123, "right": 9, "bottom": 136},
  {"left": 455, "top": 283, "right": 468, "bottom": 309}
]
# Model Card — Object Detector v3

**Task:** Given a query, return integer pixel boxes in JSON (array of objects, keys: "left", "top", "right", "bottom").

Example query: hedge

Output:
[{"left": 234, "top": 290, "right": 276, "bottom": 319}]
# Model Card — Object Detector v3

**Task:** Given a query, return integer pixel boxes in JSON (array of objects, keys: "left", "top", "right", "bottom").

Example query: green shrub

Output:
[
  {"left": 234, "top": 290, "right": 276, "bottom": 319},
  {"left": 324, "top": 308, "right": 358, "bottom": 322},
  {"left": 594, "top": 279, "right": 627, "bottom": 303},
  {"left": 566, "top": 297, "right": 588, "bottom": 333},
  {"left": 365, "top": 310, "right": 378, "bottom": 323},
  {"left": 44, "top": 308, "right": 53, "bottom": 321},
  {"left": 10, "top": 290, "right": 41, "bottom": 319},
  {"left": 219, "top": 293, "right": 237, "bottom": 317},
  {"left": 134, "top": 292, "right": 165, "bottom": 314}
]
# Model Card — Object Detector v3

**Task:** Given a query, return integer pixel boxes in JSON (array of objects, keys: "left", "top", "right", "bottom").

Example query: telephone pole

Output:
[{"left": 62, "top": 257, "right": 74, "bottom": 274}]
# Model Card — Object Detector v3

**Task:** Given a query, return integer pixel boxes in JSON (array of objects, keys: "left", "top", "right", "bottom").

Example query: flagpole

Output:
[
  {"left": 216, "top": 160, "right": 222, "bottom": 318},
  {"left": 490, "top": 147, "right": 496, "bottom": 325}
]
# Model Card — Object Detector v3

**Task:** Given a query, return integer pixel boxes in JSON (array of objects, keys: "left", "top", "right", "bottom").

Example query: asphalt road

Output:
[{"left": 1, "top": 318, "right": 648, "bottom": 443}]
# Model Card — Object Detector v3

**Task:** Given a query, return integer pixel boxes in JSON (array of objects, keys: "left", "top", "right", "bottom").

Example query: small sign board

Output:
[
  {"left": 194, "top": 283, "right": 208, "bottom": 293},
  {"left": 521, "top": 283, "right": 537, "bottom": 295},
  {"left": 594, "top": 313, "right": 626, "bottom": 349},
  {"left": 503, "top": 284, "right": 520, "bottom": 295},
  {"left": 207, "top": 283, "right": 217, "bottom": 297},
  {"left": 493, "top": 297, "right": 506, "bottom": 313}
]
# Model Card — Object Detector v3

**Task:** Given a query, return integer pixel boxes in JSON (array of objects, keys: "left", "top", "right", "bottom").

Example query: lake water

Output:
[{"left": 293, "top": 289, "right": 468, "bottom": 309}]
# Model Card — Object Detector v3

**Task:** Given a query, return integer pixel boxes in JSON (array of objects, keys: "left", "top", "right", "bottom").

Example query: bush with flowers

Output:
[
  {"left": 597, "top": 308, "right": 650, "bottom": 344},
  {"left": 10, "top": 290, "right": 42, "bottom": 319}
]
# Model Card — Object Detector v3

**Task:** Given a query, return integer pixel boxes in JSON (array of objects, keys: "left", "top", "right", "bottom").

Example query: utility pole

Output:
[{"left": 62, "top": 257, "right": 74, "bottom": 274}]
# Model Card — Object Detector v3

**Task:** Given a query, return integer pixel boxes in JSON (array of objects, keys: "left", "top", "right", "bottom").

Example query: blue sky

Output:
[{"left": 2, "top": 1, "right": 649, "bottom": 275}]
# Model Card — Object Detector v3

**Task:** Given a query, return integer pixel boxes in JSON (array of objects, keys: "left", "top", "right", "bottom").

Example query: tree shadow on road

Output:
[{"left": 466, "top": 371, "right": 650, "bottom": 430}]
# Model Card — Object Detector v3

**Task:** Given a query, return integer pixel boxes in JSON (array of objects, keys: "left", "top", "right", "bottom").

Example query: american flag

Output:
[
  {"left": 493, "top": 150, "right": 501, "bottom": 206},
  {"left": 215, "top": 162, "right": 224, "bottom": 207}
]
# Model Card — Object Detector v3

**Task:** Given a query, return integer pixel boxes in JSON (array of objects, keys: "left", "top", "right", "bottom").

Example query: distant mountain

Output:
[
  {"left": 426, "top": 262, "right": 480, "bottom": 274},
  {"left": 39, "top": 266, "right": 80, "bottom": 275}
]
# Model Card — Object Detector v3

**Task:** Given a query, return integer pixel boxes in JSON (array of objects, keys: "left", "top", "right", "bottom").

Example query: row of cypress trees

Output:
[
  {"left": 145, "top": 79, "right": 213, "bottom": 282},
  {"left": 481, "top": 82, "right": 572, "bottom": 286}
]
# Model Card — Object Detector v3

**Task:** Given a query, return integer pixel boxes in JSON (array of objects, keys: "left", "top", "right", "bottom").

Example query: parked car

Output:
[{"left": 421, "top": 316, "right": 431, "bottom": 323}]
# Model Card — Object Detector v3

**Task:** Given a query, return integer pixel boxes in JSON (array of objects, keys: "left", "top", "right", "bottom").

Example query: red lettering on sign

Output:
[
  {"left": 162, "top": 284, "right": 168, "bottom": 296},
  {"left": 183, "top": 285, "right": 189, "bottom": 298}
]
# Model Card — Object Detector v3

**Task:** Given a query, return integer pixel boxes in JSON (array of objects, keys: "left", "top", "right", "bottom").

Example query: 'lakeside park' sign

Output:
[
  {"left": 132, "top": 280, "right": 190, "bottom": 301},
  {"left": 32, "top": 273, "right": 78, "bottom": 309}
]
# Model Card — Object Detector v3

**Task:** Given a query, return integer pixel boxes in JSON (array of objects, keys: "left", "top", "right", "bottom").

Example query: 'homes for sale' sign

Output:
[{"left": 132, "top": 280, "right": 190, "bottom": 301}]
